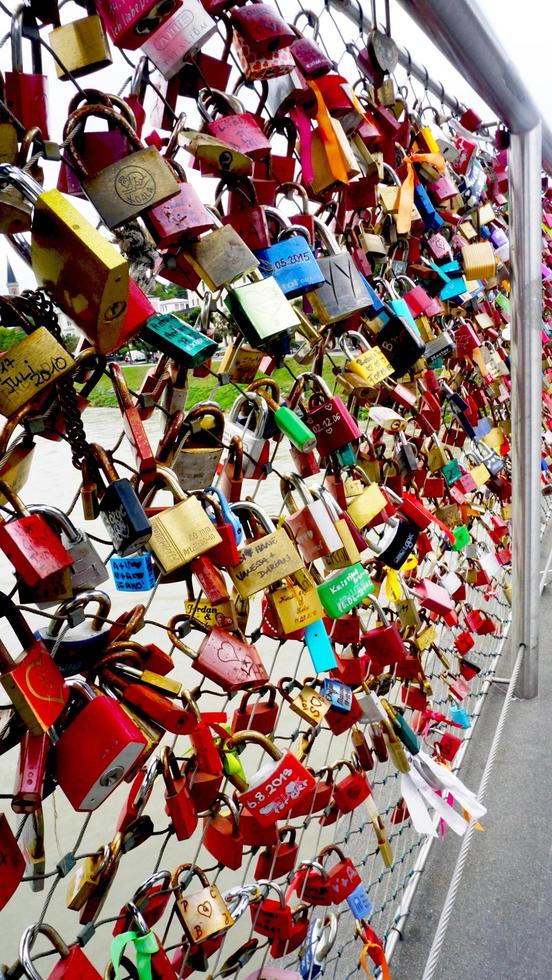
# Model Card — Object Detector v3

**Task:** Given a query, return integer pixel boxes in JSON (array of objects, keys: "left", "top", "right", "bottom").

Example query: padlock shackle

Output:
[
  {"left": 230, "top": 500, "right": 276, "bottom": 536},
  {"left": 20, "top": 923, "right": 71, "bottom": 979},
  {"left": 0, "top": 163, "right": 42, "bottom": 204},
  {"left": 226, "top": 730, "right": 283, "bottom": 762}
]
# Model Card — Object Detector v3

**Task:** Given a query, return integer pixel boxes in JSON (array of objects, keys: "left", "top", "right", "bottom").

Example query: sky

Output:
[{"left": 0, "top": 0, "right": 549, "bottom": 290}]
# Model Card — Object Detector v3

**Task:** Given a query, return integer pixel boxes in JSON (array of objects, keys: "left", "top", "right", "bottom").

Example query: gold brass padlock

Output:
[
  {"left": 279, "top": 677, "right": 331, "bottom": 726},
  {"left": 461, "top": 242, "right": 497, "bottom": 280},
  {"left": 64, "top": 105, "right": 179, "bottom": 229},
  {"left": 49, "top": 4, "right": 111, "bottom": 79},
  {"left": 0, "top": 166, "right": 130, "bottom": 354},
  {"left": 267, "top": 574, "right": 325, "bottom": 634},
  {"left": 0, "top": 327, "right": 74, "bottom": 418},
  {"left": 143, "top": 467, "right": 222, "bottom": 575},
  {"left": 172, "top": 864, "right": 234, "bottom": 945}
]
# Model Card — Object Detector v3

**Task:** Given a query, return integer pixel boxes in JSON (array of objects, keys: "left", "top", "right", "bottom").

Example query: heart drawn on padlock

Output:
[
  {"left": 197, "top": 902, "right": 213, "bottom": 918},
  {"left": 216, "top": 639, "right": 241, "bottom": 663},
  {"left": 24, "top": 659, "right": 65, "bottom": 704}
]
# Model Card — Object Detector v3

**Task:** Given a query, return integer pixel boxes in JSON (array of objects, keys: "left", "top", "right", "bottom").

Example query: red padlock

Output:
[
  {"left": 331, "top": 760, "right": 372, "bottom": 814},
  {"left": 162, "top": 747, "right": 198, "bottom": 841},
  {"left": 270, "top": 905, "right": 309, "bottom": 957},
  {"left": 232, "top": 685, "right": 279, "bottom": 735},
  {"left": 113, "top": 871, "right": 173, "bottom": 936},
  {"left": 231, "top": 730, "right": 316, "bottom": 826},
  {"left": 250, "top": 882, "right": 293, "bottom": 940},
  {"left": 255, "top": 826, "right": 298, "bottom": 880},
  {"left": 53, "top": 681, "right": 148, "bottom": 812},
  {"left": 20, "top": 923, "right": 102, "bottom": 979},
  {"left": 95, "top": 0, "right": 181, "bottom": 50},
  {"left": 305, "top": 376, "right": 361, "bottom": 455},
  {"left": 320, "top": 844, "right": 362, "bottom": 904},
  {"left": 203, "top": 794, "right": 244, "bottom": 870},
  {"left": 5, "top": 8, "right": 49, "bottom": 138}
]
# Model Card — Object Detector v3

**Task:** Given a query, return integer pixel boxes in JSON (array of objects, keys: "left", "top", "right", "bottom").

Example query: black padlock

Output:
[
  {"left": 91, "top": 444, "right": 152, "bottom": 556},
  {"left": 375, "top": 307, "right": 426, "bottom": 376}
]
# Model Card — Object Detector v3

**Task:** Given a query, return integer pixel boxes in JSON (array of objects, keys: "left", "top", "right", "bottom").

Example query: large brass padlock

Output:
[
  {"left": 65, "top": 104, "right": 179, "bottom": 228},
  {"left": 0, "top": 165, "right": 129, "bottom": 355},
  {"left": 172, "top": 864, "right": 234, "bottom": 945},
  {"left": 0, "top": 325, "right": 74, "bottom": 419},
  {"left": 49, "top": 1, "right": 112, "bottom": 79},
  {"left": 184, "top": 215, "right": 259, "bottom": 291},
  {"left": 143, "top": 466, "right": 222, "bottom": 574},
  {"left": 229, "top": 502, "right": 304, "bottom": 599}
]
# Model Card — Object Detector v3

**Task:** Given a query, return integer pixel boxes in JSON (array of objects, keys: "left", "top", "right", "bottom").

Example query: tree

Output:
[{"left": 0, "top": 326, "right": 26, "bottom": 350}]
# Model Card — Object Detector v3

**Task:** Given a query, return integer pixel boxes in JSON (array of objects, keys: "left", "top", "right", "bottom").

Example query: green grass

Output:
[{"left": 86, "top": 358, "right": 343, "bottom": 409}]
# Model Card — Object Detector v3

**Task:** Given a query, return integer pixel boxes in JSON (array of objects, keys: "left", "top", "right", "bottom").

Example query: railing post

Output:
[{"left": 510, "top": 124, "right": 542, "bottom": 699}]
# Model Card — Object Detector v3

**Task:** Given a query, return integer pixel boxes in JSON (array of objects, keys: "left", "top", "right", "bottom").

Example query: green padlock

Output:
[
  {"left": 317, "top": 562, "right": 375, "bottom": 618},
  {"left": 442, "top": 459, "right": 463, "bottom": 486},
  {"left": 254, "top": 387, "right": 316, "bottom": 453},
  {"left": 142, "top": 295, "right": 217, "bottom": 368},
  {"left": 452, "top": 524, "right": 471, "bottom": 551},
  {"left": 225, "top": 274, "right": 300, "bottom": 347}
]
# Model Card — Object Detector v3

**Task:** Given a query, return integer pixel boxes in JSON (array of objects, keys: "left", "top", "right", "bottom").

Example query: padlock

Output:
[
  {"left": 141, "top": 0, "right": 216, "bottom": 77},
  {"left": 229, "top": 501, "right": 304, "bottom": 598},
  {"left": 90, "top": 443, "right": 152, "bottom": 556},
  {"left": 0, "top": 166, "right": 130, "bottom": 354},
  {"left": 167, "top": 615, "right": 268, "bottom": 691},
  {"left": 256, "top": 206, "right": 325, "bottom": 298},
  {"left": 298, "top": 372, "right": 361, "bottom": 455},
  {"left": 251, "top": 881, "right": 294, "bottom": 940},
  {"left": 37, "top": 590, "right": 112, "bottom": 676},
  {"left": 279, "top": 676, "right": 331, "bottom": 726},
  {"left": 198, "top": 87, "right": 272, "bottom": 160},
  {"left": 331, "top": 761, "right": 371, "bottom": 814},
  {"left": 20, "top": 922, "right": 102, "bottom": 979},
  {"left": 27, "top": 505, "right": 108, "bottom": 598},
  {"left": 226, "top": 271, "right": 301, "bottom": 348},
  {"left": 223, "top": 394, "right": 271, "bottom": 479},
  {"left": 232, "top": 685, "right": 279, "bottom": 735},
  {"left": 141, "top": 466, "right": 221, "bottom": 574},
  {"left": 144, "top": 165, "right": 214, "bottom": 248},
  {"left": 166, "top": 403, "right": 225, "bottom": 492},
  {"left": 5, "top": 7, "right": 49, "bottom": 138},
  {"left": 0, "top": 592, "right": 70, "bottom": 734},
  {"left": 0, "top": 481, "right": 74, "bottom": 590},
  {"left": 0, "top": 315, "right": 75, "bottom": 419},
  {"left": 229, "top": 730, "right": 316, "bottom": 825},
  {"left": 113, "top": 871, "right": 173, "bottom": 937},
  {"left": 172, "top": 864, "right": 234, "bottom": 944},
  {"left": 143, "top": 312, "right": 217, "bottom": 371},
  {"left": 318, "top": 844, "right": 364, "bottom": 904},
  {"left": 282, "top": 474, "right": 344, "bottom": 561},
  {"left": 109, "top": 362, "right": 156, "bottom": 479},
  {"left": 95, "top": 0, "right": 181, "bottom": 50},
  {"left": 49, "top": 1, "right": 111, "bottom": 79},
  {"left": 161, "top": 746, "right": 198, "bottom": 841},
  {"left": 230, "top": 3, "right": 295, "bottom": 55},
  {"left": 306, "top": 218, "right": 371, "bottom": 323},
  {"left": 65, "top": 105, "right": 179, "bottom": 228},
  {"left": 317, "top": 563, "right": 375, "bottom": 618},
  {"left": 184, "top": 208, "right": 260, "bottom": 291},
  {"left": 255, "top": 826, "right": 298, "bottom": 880},
  {"left": 203, "top": 794, "right": 244, "bottom": 870},
  {"left": 51, "top": 680, "right": 148, "bottom": 811}
]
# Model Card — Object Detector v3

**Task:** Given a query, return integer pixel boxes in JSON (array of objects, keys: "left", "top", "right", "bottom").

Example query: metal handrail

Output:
[{"left": 332, "top": 0, "right": 552, "bottom": 172}]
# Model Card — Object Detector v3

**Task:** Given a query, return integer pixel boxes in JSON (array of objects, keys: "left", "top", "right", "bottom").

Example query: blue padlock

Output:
[
  {"left": 205, "top": 485, "right": 244, "bottom": 546},
  {"left": 110, "top": 553, "right": 157, "bottom": 592},
  {"left": 256, "top": 207, "right": 325, "bottom": 298},
  {"left": 304, "top": 619, "right": 337, "bottom": 673},
  {"left": 321, "top": 678, "right": 353, "bottom": 713}
]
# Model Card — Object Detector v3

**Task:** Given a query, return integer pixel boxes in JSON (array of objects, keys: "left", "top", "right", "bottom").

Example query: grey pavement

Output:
[{"left": 390, "top": 527, "right": 552, "bottom": 980}]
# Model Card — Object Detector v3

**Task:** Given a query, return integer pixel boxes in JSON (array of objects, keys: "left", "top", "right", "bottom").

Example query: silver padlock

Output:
[
  {"left": 28, "top": 505, "right": 108, "bottom": 594},
  {"left": 141, "top": 0, "right": 216, "bottom": 79},
  {"left": 223, "top": 392, "right": 270, "bottom": 478},
  {"left": 37, "top": 591, "right": 112, "bottom": 675}
]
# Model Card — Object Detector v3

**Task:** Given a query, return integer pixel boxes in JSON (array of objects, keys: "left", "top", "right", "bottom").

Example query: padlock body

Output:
[
  {"left": 55, "top": 696, "right": 147, "bottom": 810},
  {"left": 49, "top": 15, "right": 112, "bottom": 79},
  {"left": 238, "top": 751, "right": 316, "bottom": 825},
  {"left": 99, "top": 479, "right": 152, "bottom": 556}
]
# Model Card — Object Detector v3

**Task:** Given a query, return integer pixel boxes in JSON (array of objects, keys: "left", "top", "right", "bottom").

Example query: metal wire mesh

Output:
[{"left": 0, "top": 2, "right": 545, "bottom": 978}]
